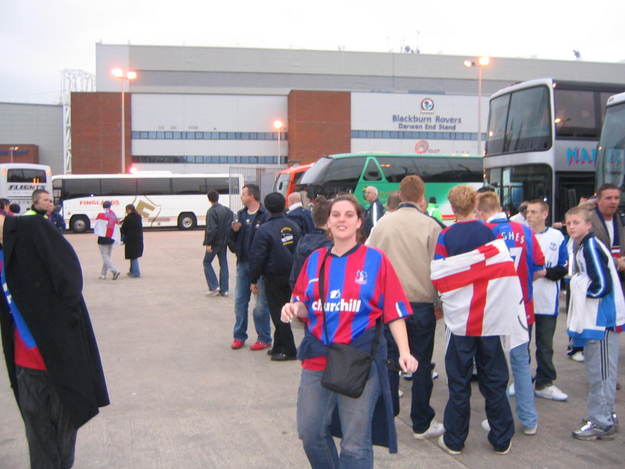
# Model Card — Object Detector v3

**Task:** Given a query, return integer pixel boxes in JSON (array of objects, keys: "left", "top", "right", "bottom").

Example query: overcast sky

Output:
[{"left": 2, "top": 0, "right": 624, "bottom": 104}]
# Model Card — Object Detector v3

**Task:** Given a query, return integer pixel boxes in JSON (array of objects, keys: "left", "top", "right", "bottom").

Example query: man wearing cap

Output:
[{"left": 249, "top": 192, "right": 301, "bottom": 361}]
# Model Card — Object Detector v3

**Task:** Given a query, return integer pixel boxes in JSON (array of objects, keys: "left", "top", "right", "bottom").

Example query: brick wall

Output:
[
  {"left": 0, "top": 144, "right": 39, "bottom": 164},
  {"left": 71, "top": 92, "right": 131, "bottom": 174},
  {"left": 287, "top": 91, "right": 351, "bottom": 164}
]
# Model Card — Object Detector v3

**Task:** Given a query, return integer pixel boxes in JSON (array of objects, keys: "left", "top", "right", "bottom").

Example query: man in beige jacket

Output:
[{"left": 366, "top": 175, "right": 444, "bottom": 440}]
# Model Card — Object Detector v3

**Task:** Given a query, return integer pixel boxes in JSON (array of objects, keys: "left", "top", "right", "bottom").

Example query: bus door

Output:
[{"left": 554, "top": 171, "right": 595, "bottom": 223}]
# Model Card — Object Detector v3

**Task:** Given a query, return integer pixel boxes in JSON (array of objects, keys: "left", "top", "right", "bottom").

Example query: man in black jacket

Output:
[
  {"left": 0, "top": 213, "right": 109, "bottom": 469},
  {"left": 203, "top": 190, "right": 234, "bottom": 296},
  {"left": 228, "top": 184, "right": 272, "bottom": 351},
  {"left": 249, "top": 192, "right": 301, "bottom": 361}
]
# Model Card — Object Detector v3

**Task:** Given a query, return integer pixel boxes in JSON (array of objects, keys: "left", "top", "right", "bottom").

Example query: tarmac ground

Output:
[{"left": 0, "top": 230, "right": 623, "bottom": 468}]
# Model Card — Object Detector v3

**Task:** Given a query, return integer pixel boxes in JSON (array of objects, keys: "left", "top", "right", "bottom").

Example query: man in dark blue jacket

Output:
[
  {"left": 228, "top": 184, "right": 272, "bottom": 351},
  {"left": 203, "top": 190, "right": 234, "bottom": 296},
  {"left": 286, "top": 192, "right": 314, "bottom": 235},
  {"left": 250, "top": 192, "right": 301, "bottom": 361}
]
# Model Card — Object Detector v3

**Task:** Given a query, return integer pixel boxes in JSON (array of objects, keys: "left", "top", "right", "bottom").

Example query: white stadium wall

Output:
[
  {"left": 130, "top": 93, "right": 288, "bottom": 168},
  {"left": 350, "top": 92, "right": 489, "bottom": 155}
]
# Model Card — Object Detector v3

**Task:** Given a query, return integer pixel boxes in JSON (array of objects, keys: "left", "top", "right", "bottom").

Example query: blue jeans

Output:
[
  {"left": 203, "top": 247, "right": 229, "bottom": 292},
  {"left": 297, "top": 365, "right": 380, "bottom": 469},
  {"left": 509, "top": 343, "right": 538, "bottom": 430},
  {"left": 233, "top": 262, "right": 271, "bottom": 343},
  {"left": 129, "top": 258, "right": 141, "bottom": 277}
]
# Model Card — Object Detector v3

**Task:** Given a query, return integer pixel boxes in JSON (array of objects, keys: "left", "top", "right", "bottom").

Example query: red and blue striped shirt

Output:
[{"left": 292, "top": 244, "right": 412, "bottom": 370}]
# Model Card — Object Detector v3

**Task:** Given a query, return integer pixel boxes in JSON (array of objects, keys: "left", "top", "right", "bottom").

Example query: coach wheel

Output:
[
  {"left": 70, "top": 215, "right": 90, "bottom": 233},
  {"left": 177, "top": 212, "right": 197, "bottom": 230}
]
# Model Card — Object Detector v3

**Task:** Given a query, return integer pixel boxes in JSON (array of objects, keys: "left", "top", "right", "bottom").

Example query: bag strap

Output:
[{"left": 318, "top": 247, "right": 382, "bottom": 354}]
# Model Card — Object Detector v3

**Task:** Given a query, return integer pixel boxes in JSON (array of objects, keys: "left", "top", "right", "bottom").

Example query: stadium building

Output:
[{"left": 2, "top": 44, "right": 625, "bottom": 178}]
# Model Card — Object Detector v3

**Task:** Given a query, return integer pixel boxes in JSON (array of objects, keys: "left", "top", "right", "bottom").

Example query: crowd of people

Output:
[
  {"left": 212, "top": 178, "right": 624, "bottom": 467},
  {"left": 0, "top": 179, "right": 623, "bottom": 468}
]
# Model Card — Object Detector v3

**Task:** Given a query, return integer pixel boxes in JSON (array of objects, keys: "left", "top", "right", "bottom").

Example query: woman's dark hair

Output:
[
  {"left": 328, "top": 194, "right": 366, "bottom": 243},
  {"left": 0, "top": 198, "right": 9, "bottom": 209},
  {"left": 125, "top": 204, "right": 136, "bottom": 213},
  {"left": 9, "top": 203, "right": 20, "bottom": 214}
]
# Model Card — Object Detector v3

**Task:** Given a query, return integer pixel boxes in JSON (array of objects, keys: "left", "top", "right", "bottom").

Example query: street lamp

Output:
[
  {"left": 464, "top": 56, "right": 490, "bottom": 156},
  {"left": 9, "top": 146, "right": 19, "bottom": 163},
  {"left": 112, "top": 68, "right": 138, "bottom": 173},
  {"left": 273, "top": 120, "right": 284, "bottom": 163}
]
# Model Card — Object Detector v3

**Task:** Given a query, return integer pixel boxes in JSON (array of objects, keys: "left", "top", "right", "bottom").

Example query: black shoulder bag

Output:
[{"left": 318, "top": 249, "right": 382, "bottom": 398}]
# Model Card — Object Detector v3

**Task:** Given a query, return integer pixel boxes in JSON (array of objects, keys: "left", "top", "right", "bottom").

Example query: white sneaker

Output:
[
  {"left": 437, "top": 435, "right": 461, "bottom": 455},
  {"left": 523, "top": 424, "right": 538, "bottom": 435},
  {"left": 432, "top": 370, "right": 439, "bottom": 380},
  {"left": 414, "top": 420, "right": 445, "bottom": 440},
  {"left": 507, "top": 382, "right": 515, "bottom": 397},
  {"left": 398, "top": 389, "right": 404, "bottom": 398},
  {"left": 570, "top": 351, "right": 584, "bottom": 362},
  {"left": 481, "top": 419, "right": 491, "bottom": 432},
  {"left": 98, "top": 275, "right": 106, "bottom": 280},
  {"left": 206, "top": 289, "right": 220, "bottom": 297},
  {"left": 535, "top": 385, "right": 568, "bottom": 401}
]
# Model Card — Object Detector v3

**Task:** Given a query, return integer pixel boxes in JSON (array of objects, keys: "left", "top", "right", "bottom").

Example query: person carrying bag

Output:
[{"left": 281, "top": 194, "right": 418, "bottom": 469}]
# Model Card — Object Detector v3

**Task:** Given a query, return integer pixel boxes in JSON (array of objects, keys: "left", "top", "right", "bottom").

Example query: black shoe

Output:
[
  {"left": 267, "top": 348, "right": 275, "bottom": 356},
  {"left": 270, "top": 353, "right": 296, "bottom": 362}
]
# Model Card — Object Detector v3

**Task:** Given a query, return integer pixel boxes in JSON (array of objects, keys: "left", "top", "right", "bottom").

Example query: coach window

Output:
[
  {"left": 101, "top": 178, "right": 137, "bottom": 196},
  {"left": 378, "top": 157, "right": 413, "bottom": 183},
  {"left": 64, "top": 179, "right": 101, "bottom": 199},
  {"left": 172, "top": 178, "right": 207, "bottom": 195},
  {"left": 137, "top": 178, "right": 172, "bottom": 195},
  {"left": 207, "top": 177, "right": 230, "bottom": 194}
]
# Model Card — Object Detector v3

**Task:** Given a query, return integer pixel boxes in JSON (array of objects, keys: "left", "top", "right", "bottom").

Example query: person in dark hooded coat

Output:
[
  {"left": 0, "top": 213, "right": 109, "bottom": 469},
  {"left": 120, "top": 204, "right": 144, "bottom": 278}
]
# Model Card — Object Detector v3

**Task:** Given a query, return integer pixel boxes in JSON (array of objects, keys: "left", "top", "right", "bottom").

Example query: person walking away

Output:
[
  {"left": 286, "top": 191, "right": 314, "bottom": 236},
  {"left": 94, "top": 201, "right": 121, "bottom": 280},
  {"left": 282, "top": 194, "right": 418, "bottom": 468},
  {"left": 477, "top": 191, "right": 544, "bottom": 436},
  {"left": 250, "top": 193, "right": 301, "bottom": 361},
  {"left": 24, "top": 189, "right": 53, "bottom": 218},
  {"left": 432, "top": 185, "right": 515, "bottom": 455},
  {"left": 385, "top": 190, "right": 401, "bottom": 213},
  {"left": 565, "top": 206, "right": 625, "bottom": 440},
  {"left": 362, "top": 186, "right": 384, "bottom": 238},
  {"left": 289, "top": 196, "right": 332, "bottom": 289},
  {"left": 121, "top": 204, "right": 144, "bottom": 278},
  {"left": 227, "top": 184, "right": 272, "bottom": 350},
  {"left": 366, "top": 175, "right": 444, "bottom": 440},
  {"left": 0, "top": 212, "right": 109, "bottom": 469},
  {"left": 203, "top": 190, "right": 234, "bottom": 296},
  {"left": 526, "top": 200, "right": 569, "bottom": 401}
]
